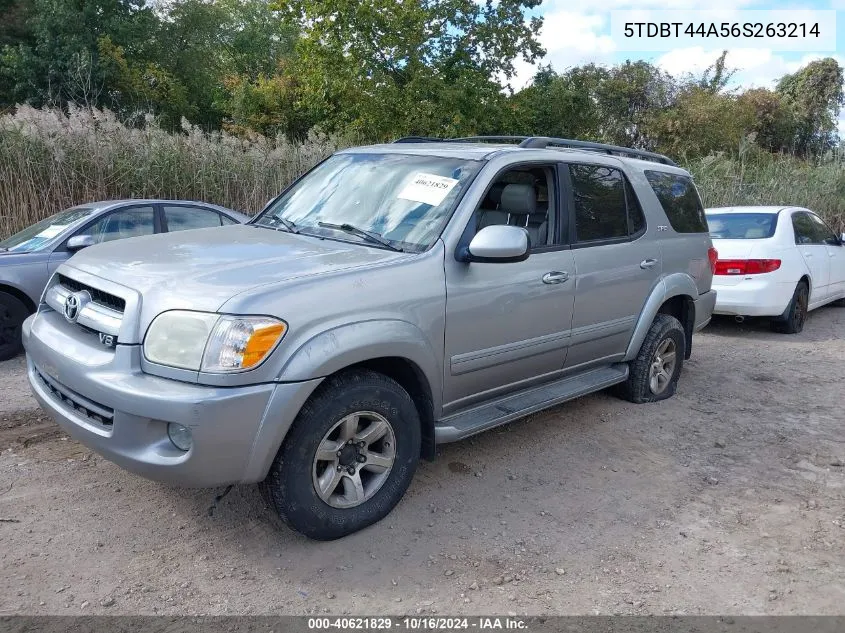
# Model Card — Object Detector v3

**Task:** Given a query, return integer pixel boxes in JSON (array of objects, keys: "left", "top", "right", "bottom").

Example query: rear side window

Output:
[
  {"left": 706, "top": 213, "right": 778, "bottom": 239},
  {"left": 164, "top": 206, "right": 223, "bottom": 231},
  {"left": 569, "top": 164, "right": 645, "bottom": 243},
  {"left": 645, "top": 171, "right": 707, "bottom": 233},
  {"left": 792, "top": 213, "right": 823, "bottom": 245}
]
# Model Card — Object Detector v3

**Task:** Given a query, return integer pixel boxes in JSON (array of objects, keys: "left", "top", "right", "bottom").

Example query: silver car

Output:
[
  {"left": 0, "top": 200, "right": 247, "bottom": 359},
  {"left": 22, "top": 137, "right": 716, "bottom": 540}
]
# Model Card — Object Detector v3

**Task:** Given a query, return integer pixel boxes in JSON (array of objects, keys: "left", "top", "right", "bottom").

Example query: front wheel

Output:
[
  {"left": 771, "top": 280, "right": 808, "bottom": 334},
  {"left": 260, "top": 369, "right": 421, "bottom": 540},
  {"left": 617, "top": 314, "right": 686, "bottom": 404}
]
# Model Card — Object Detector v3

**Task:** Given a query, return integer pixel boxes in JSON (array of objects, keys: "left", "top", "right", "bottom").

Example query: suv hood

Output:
[{"left": 61, "top": 225, "right": 408, "bottom": 312}]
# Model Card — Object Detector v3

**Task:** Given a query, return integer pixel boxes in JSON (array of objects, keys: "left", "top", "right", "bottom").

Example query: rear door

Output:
[
  {"left": 563, "top": 161, "right": 661, "bottom": 370},
  {"left": 809, "top": 212, "right": 845, "bottom": 300},
  {"left": 791, "top": 211, "right": 830, "bottom": 304}
]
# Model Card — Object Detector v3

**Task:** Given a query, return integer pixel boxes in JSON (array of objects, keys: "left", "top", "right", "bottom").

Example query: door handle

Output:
[
  {"left": 640, "top": 258, "right": 658, "bottom": 269},
  {"left": 542, "top": 271, "right": 569, "bottom": 284},
  {"left": 829, "top": 252, "right": 836, "bottom": 258}
]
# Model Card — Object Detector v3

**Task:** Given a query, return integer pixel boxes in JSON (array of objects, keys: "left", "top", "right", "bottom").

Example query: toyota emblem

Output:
[{"left": 63, "top": 290, "right": 90, "bottom": 323}]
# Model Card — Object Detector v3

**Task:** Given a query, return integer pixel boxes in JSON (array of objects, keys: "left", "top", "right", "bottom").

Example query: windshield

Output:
[
  {"left": 706, "top": 213, "right": 778, "bottom": 240},
  {"left": 0, "top": 206, "right": 96, "bottom": 253},
  {"left": 253, "top": 153, "right": 482, "bottom": 252}
]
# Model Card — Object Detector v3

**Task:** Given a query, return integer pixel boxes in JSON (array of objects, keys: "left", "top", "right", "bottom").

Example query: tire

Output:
[
  {"left": 0, "top": 291, "right": 29, "bottom": 362},
  {"left": 260, "top": 369, "right": 421, "bottom": 540},
  {"left": 771, "top": 281, "right": 808, "bottom": 334},
  {"left": 617, "top": 314, "right": 686, "bottom": 404}
]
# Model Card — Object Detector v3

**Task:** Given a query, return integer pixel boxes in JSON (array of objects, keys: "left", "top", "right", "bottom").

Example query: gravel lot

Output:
[{"left": 1, "top": 309, "right": 844, "bottom": 616}]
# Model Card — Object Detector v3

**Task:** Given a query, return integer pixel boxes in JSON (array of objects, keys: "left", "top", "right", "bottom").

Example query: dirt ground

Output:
[{"left": 1, "top": 308, "right": 844, "bottom": 617}]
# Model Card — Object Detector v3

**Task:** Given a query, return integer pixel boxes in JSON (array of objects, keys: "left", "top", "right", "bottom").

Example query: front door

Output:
[
  {"left": 808, "top": 212, "right": 845, "bottom": 301},
  {"left": 442, "top": 163, "right": 576, "bottom": 413}
]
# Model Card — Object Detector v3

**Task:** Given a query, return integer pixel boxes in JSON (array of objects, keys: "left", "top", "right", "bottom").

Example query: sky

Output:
[{"left": 512, "top": 0, "right": 845, "bottom": 132}]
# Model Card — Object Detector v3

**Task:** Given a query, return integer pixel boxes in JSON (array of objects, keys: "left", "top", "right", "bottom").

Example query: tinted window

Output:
[
  {"left": 806, "top": 212, "right": 838, "bottom": 244},
  {"left": 645, "top": 171, "right": 707, "bottom": 233},
  {"left": 164, "top": 206, "right": 222, "bottom": 231},
  {"left": 706, "top": 213, "right": 778, "bottom": 239},
  {"left": 570, "top": 164, "right": 628, "bottom": 241},
  {"left": 792, "top": 213, "right": 822, "bottom": 245},
  {"left": 626, "top": 179, "right": 646, "bottom": 235},
  {"left": 87, "top": 207, "right": 155, "bottom": 244}
]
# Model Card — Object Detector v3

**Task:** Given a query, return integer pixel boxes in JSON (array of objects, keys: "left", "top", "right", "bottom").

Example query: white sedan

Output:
[{"left": 706, "top": 206, "right": 845, "bottom": 333}]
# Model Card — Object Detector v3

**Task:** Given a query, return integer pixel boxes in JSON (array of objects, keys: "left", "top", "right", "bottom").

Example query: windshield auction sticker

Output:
[
  {"left": 398, "top": 173, "right": 459, "bottom": 206},
  {"left": 610, "top": 9, "right": 836, "bottom": 51}
]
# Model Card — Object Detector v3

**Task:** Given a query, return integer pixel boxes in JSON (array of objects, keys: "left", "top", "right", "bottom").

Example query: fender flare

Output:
[
  {"left": 279, "top": 319, "right": 443, "bottom": 414},
  {"left": 623, "top": 274, "right": 698, "bottom": 361}
]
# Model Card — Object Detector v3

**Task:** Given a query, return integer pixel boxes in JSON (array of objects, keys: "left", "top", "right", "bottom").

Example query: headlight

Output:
[{"left": 144, "top": 311, "right": 287, "bottom": 372}]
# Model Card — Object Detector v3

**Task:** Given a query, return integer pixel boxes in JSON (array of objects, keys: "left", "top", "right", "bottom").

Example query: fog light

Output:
[{"left": 167, "top": 423, "right": 192, "bottom": 452}]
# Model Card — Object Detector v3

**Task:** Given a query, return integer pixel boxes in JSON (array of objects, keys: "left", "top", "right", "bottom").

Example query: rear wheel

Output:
[
  {"left": 260, "top": 369, "right": 420, "bottom": 540},
  {"left": 0, "top": 291, "right": 28, "bottom": 361},
  {"left": 618, "top": 314, "right": 686, "bottom": 404},
  {"left": 771, "top": 281, "right": 808, "bottom": 334}
]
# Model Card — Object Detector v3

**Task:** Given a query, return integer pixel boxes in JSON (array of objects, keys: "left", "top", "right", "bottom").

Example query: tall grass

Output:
[
  {"left": 689, "top": 147, "right": 845, "bottom": 232},
  {"left": 2, "top": 106, "right": 844, "bottom": 238},
  {"left": 0, "top": 106, "right": 342, "bottom": 237}
]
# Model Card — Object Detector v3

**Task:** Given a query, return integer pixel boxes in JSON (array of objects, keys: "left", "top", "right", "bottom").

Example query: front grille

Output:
[
  {"left": 35, "top": 368, "right": 114, "bottom": 427},
  {"left": 57, "top": 274, "right": 126, "bottom": 313}
]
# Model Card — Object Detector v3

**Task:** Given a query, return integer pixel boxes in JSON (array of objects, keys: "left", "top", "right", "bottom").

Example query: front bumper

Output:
[
  {"left": 23, "top": 312, "right": 322, "bottom": 487},
  {"left": 712, "top": 278, "right": 794, "bottom": 317}
]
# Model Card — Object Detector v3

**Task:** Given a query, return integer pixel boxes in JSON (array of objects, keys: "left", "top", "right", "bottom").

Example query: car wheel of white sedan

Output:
[{"left": 771, "top": 280, "right": 809, "bottom": 334}]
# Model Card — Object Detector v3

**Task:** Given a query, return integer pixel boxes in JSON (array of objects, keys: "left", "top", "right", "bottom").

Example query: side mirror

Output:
[
  {"left": 462, "top": 225, "right": 530, "bottom": 263},
  {"left": 840, "top": 232, "right": 845, "bottom": 245},
  {"left": 66, "top": 235, "right": 95, "bottom": 251}
]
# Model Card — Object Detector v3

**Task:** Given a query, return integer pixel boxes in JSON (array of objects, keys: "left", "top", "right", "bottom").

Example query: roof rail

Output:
[
  {"left": 448, "top": 136, "right": 530, "bottom": 144},
  {"left": 517, "top": 137, "right": 677, "bottom": 166},
  {"left": 392, "top": 136, "right": 447, "bottom": 143},
  {"left": 390, "top": 135, "right": 677, "bottom": 166}
]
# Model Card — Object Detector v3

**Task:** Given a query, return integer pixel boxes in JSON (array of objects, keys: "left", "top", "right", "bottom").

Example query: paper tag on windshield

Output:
[
  {"left": 35, "top": 225, "right": 68, "bottom": 239},
  {"left": 397, "top": 173, "right": 459, "bottom": 206}
]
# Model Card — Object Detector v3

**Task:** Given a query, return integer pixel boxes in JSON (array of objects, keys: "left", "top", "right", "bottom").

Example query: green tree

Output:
[
  {"left": 648, "top": 88, "right": 755, "bottom": 158},
  {"left": 511, "top": 64, "right": 604, "bottom": 140},
  {"left": 593, "top": 61, "right": 677, "bottom": 148},
  {"left": 777, "top": 57, "right": 845, "bottom": 154},
  {"left": 0, "top": 0, "right": 155, "bottom": 109},
  {"left": 276, "top": 0, "right": 544, "bottom": 138},
  {"left": 738, "top": 88, "right": 796, "bottom": 152}
]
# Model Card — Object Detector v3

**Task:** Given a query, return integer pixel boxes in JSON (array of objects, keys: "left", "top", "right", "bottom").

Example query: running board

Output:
[{"left": 434, "top": 364, "right": 629, "bottom": 443}]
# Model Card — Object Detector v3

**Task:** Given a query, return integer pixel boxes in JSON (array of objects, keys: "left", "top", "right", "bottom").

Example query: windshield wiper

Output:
[
  {"left": 254, "top": 215, "right": 299, "bottom": 234},
  {"left": 317, "top": 222, "right": 403, "bottom": 252}
]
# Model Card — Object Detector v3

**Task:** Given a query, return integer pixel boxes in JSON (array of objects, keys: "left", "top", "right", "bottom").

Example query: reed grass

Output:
[{"left": 2, "top": 106, "right": 844, "bottom": 238}]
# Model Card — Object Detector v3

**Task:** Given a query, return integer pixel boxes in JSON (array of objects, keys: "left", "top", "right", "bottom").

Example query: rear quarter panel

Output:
[{"left": 625, "top": 166, "right": 713, "bottom": 295}]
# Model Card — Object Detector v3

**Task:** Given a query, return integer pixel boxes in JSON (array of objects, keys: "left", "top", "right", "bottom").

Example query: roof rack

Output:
[
  {"left": 390, "top": 135, "right": 677, "bottom": 167},
  {"left": 517, "top": 137, "right": 677, "bottom": 166}
]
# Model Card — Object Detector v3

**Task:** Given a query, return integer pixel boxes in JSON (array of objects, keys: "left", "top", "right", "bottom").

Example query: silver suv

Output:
[{"left": 23, "top": 137, "right": 717, "bottom": 540}]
